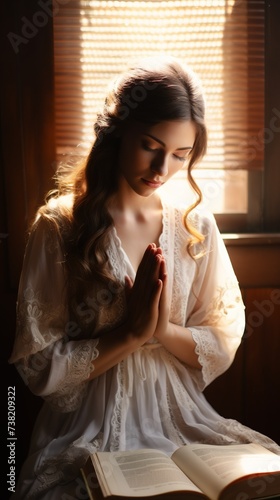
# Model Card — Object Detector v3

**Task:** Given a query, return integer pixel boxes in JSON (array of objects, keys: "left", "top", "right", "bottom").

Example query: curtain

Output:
[{"left": 53, "top": 0, "right": 264, "bottom": 172}]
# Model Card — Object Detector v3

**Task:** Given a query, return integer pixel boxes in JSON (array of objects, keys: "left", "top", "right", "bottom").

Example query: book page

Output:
[
  {"left": 172, "top": 443, "right": 280, "bottom": 500},
  {"left": 91, "top": 448, "right": 206, "bottom": 498}
]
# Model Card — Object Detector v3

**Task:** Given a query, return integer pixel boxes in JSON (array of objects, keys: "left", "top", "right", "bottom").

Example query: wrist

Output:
[
  {"left": 122, "top": 321, "right": 154, "bottom": 347},
  {"left": 154, "top": 321, "right": 173, "bottom": 343}
]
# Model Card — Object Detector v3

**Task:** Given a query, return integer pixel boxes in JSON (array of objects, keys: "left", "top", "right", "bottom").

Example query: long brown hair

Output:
[{"left": 40, "top": 55, "right": 207, "bottom": 312}]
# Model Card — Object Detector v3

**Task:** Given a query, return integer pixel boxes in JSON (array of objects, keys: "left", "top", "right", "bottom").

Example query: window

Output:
[{"left": 53, "top": 0, "right": 266, "bottom": 231}]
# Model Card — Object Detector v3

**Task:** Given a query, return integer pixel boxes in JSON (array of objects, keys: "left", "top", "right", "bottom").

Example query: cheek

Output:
[
  {"left": 122, "top": 148, "right": 147, "bottom": 174},
  {"left": 168, "top": 159, "right": 185, "bottom": 177},
  {"left": 119, "top": 141, "right": 144, "bottom": 172},
  {"left": 118, "top": 143, "right": 133, "bottom": 172}
]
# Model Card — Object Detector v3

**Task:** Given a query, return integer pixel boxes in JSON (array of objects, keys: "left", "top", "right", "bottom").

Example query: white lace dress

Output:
[{"left": 9, "top": 198, "right": 280, "bottom": 499}]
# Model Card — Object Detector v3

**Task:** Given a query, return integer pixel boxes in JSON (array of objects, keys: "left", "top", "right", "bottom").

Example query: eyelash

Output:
[
  {"left": 174, "top": 154, "right": 187, "bottom": 163},
  {"left": 142, "top": 143, "right": 158, "bottom": 153},
  {"left": 142, "top": 143, "right": 189, "bottom": 162}
]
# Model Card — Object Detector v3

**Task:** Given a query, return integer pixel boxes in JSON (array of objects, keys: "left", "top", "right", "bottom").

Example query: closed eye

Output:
[
  {"left": 173, "top": 154, "right": 188, "bottom": 162},
  {"left": 173, "top": 150, "right": 192, "bottom": 162},
  {"left": 142, "top": 139, "right": 192, "bottom": 160},
  {"left": 142, "top": 141, "right": 160, "bottom": 153}
]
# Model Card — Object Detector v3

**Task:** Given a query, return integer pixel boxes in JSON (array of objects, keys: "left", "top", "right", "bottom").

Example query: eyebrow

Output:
[{"left": 143, "top": 133, "right": 193, "bottom": 151}]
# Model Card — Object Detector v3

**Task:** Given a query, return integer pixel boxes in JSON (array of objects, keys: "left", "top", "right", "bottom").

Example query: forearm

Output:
[
  {"left": 87, "top": 324, "right": 150, "bottom": 380},
  {"left": 155, "top": 322, "right": 202, "bottom": 370}
]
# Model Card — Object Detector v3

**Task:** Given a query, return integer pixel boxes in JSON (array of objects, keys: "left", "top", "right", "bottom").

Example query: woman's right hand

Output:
[
  {"left": 87, "top": 245, "right": 165, "bottom": 380},
  {"left": 124, "top": 244, "right": 163, "bottom": 342}
]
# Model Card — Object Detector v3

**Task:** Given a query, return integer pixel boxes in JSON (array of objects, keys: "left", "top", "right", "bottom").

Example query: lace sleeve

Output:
[
  {"left": 9, "top": 215, "right": 100, "bottom": 412},
  {"left": 186, "top": 212, "right": 245, "bottom": 390}
]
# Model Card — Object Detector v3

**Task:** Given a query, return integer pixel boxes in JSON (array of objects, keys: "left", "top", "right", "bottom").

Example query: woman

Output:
[{"left": 9, "top": 56, "right": 280, "bottom": 499}]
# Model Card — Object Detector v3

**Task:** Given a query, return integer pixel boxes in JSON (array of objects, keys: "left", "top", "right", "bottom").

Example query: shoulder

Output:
[
  {"left": 163, "top": 196, "right": 218, "bottom": 238},
  {"left": 32, "top": 194, "right": 73, "bottom": 232},
  {"left": 161, "top": 197, "right": 223, "bottom": 261},
  {"left": 37, "top": 193, "right": 74, "bottom": 221},
  {"left": 187, "top": 207, "right": 218, "bottom": 238},
  {"left": 28, "top": 194, "right": 74, "bottom": 249}
]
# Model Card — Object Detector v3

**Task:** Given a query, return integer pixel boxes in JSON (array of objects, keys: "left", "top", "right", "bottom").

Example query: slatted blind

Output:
[{"left": 53, "top": 0, "right": 264, "bottom": 171}]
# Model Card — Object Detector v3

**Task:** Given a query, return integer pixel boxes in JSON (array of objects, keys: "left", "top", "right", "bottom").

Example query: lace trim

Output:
[
  {"left": 171, "top": 208, "right": 189, "bottom": 325},
  {"left": 26, "top": 437, "right": 100, "bottom": 499},
  {"left": 216, "top": 420, "right": 280, "bottom": 455},
  {"left": 192, "top": 279, "right": 244, "bottom": 387},
  {"left": 163, "top": 350, "right": 197, "bottom": 411},
  {"left": 163, "top": 389, "right": 186, "bottom": 447},
  {"left": 158, "top": 350, "right": 195, "bottom": 447},
  {"left": 108, "top": 228, "right": 128, "bottom": 281},
  {"left": 110, "top": 361, "right": 127, "bottom": 451},
  {"left": 191, "top": 328, "right": 222, "bottom": 389},
  {"left": 191, "top": 279, "right": 244, "bottom": 388},
  {"left": 44, "top": 340, "right": 99, "bottom": 412},
  {"left": 159, "top": 203, "right": 198, "bottom": 327},
  {"left": 89, "top": 229, "right": 128, "bottom": 332},
  {"left": 158, "top": 199, "right": 170, "bottom": 263}
]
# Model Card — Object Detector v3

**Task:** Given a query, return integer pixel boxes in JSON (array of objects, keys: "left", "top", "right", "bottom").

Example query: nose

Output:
[{"left": 151, "top": 151, "right": 169, "bottom": 177}]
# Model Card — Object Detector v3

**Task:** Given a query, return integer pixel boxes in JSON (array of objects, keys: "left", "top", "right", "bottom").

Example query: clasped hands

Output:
[{"left": 124, "top": 243, "right": 170, "bottom": 344}]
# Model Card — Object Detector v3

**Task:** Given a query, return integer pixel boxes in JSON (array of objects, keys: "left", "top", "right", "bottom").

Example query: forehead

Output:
[{"left": 126, "top": 120, "right": 196, "bottom": 148}]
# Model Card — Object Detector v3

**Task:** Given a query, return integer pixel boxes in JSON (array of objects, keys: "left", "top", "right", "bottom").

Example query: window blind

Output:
[{"left": 53, "top": 0, "right": 264, "bottom": 171}]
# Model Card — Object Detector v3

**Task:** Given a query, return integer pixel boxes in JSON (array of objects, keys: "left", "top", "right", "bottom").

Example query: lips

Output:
[{"left": 142, "top": 178, "right": 163, "bottom": 188}]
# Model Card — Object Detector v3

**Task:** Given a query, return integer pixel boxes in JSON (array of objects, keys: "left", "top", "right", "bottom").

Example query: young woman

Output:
[{"left": 9, "top": 56, "right": 280, "bottom": 499}]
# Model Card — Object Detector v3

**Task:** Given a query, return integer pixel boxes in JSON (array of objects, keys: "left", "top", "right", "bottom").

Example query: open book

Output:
[{"left": 81, "top": 443, "right": 280, "bottom": 500}]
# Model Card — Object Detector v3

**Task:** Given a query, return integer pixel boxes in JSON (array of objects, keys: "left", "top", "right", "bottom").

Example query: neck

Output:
[{"left": 109, "top": 178, "right": 161, "bottom": 216}]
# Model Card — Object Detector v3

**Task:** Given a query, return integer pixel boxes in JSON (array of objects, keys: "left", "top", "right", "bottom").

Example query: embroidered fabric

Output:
[
  {"left": 25, "top": 437, "right": 100, "bottom": 499},
  {"left": 9, "top": 196, "right": 280, "bottom": 500},
  {"left": 15, "top": 287, "right": 65, "bottom": 358},
  {"left": 10, "top": 199, "right": 245, "bottom": 410},
  {"left": 43, "top": 341, "right": 100, "bottom": 412},
  {"left": 9, "top": 215, "right": 101, "bottom": 411},
  {"left": 110, "top": 361, "right": 127, "bottom": 451}
]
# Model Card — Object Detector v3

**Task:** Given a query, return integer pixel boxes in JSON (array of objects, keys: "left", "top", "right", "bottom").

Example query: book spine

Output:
[{"left": 80, "top": 468, "right": 95, "bottom": 500}]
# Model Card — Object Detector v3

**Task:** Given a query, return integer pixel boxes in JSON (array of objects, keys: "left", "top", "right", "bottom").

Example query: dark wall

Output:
[{"left": 1, "top": 1, "right": 280, "bottom": 494}]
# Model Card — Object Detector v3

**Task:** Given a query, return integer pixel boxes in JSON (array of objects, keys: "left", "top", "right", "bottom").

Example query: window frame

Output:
[
  {"left": 217, "top": 0, "right": 280, "bottom": 234},
  {"left": 262, "top": 0, "right": 280, "bottom": 232},
  {"left": 218, "top": 0, "right": 280, "bottom": 234}
]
